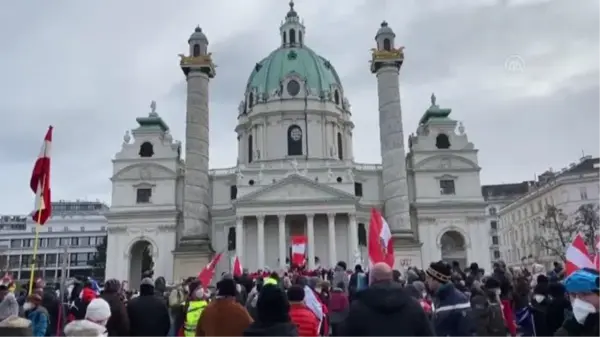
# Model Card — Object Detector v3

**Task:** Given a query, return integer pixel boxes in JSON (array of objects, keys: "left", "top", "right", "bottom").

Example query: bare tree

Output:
[
  {"left": 533, "top": 205, "right": 578, "bottom": 262},
  {"left": 573, "top": 203, "right": 600, "bottom": 252}
]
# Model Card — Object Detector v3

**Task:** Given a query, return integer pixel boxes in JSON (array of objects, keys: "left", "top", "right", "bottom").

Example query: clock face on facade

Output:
[
  {"left": 290, "top": 127, "right": 302, "bottom": 141},
  {"left": 287, "top": 80, "right": 301, "bottom": 97}
]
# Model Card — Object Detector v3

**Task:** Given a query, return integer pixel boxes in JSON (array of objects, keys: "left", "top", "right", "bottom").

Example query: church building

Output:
[{"left": 105, "top": 2, "right": 490, "bottom": 286}]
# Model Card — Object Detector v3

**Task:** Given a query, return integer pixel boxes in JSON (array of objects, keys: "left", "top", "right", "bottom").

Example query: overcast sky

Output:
[{"left": 0, "top": 0, "right": 598, "bottom": 214}]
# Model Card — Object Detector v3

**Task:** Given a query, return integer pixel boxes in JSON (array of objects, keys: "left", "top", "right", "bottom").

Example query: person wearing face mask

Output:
[
  {"left": 23, "top": 294, "right": 49, "bottom": 337},
  {"left": 555, "top": 268, "right": 599, "bottom": 336},
  {"left": 177, "top": 281, "right": 208, "bottom": 337},
  {"left": 64, "top": 298, "right": 111, "bottom": 337},
  {"left": 126, "top": 277, "right": 171, "bottom": 336},
  {"left": 529, "top": 282, "right": 551, "bottom": 336}
]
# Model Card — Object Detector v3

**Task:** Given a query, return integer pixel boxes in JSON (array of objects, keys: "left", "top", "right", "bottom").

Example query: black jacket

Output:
[
  {"left": 41, "top": 287, "right": 60, "bottom": 336},
  {"left": 340, "top": 282, "right": 434, "bottom": 336},
  {"left": 126, "top": 285, "right": 170, "bottom": 336},
  {"left": 101, "top": 292, "right": 130, "bottom": 336},
  {"left": 244, "top": 321, "right": 298, "bottom": 336},
  {"left": 554, "top": 312, "right": 599, "bottom": 336}
]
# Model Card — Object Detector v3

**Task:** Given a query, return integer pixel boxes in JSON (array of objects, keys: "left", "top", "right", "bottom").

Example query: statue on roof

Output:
[
  {"left": 430, "top": 93, "right": 437, "bottom": 106},
  {"left": 150, "top": 100, "right": 157, "bottom": 113}
]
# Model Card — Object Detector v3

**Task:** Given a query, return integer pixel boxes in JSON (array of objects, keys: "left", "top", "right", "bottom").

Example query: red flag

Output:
[
  {"left": 233, "top": 256, "right": 243, "bottom": 277},
  {"left": 368, "top": 208, "right": 394, "bottom": 268},
  {"left": 565, "top": 233, "right": 594, "bottom": 276},
  {"left": 198, "top": 252, "right": 223, "bottom": 288},
  {"left": 30, "top": 126, "right": 53, "bottom": 225},
  {"left": 291, "top": 236, "right": 307, "bottom": 266}
]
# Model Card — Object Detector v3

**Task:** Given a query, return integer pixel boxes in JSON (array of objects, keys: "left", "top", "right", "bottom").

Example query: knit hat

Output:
[
  {"left": 484, "top": 277, "right": 501, "bottom": 290},
  {"left": 257, "top": 285, "right": 290, "bottom": 323},
  {"left": 0, "top": 293, "right": 19, "bottom": 321},
  {"left": 85, "top": 298, "right": 111, "bottom": 325},
  {"left": 412, "top": 280, "right": 426, "bottom": 294},
  {"left": 286, "top": 285, "right": 305, "bottom": 302},
  {"left": 104, "top": 279, "right": 121, "bottom": 293},
  {"left": 426, "top": 261, "right": 451, "bottom": 283},
  {"left": 216, "top": 279, "right": 236, "bottom": 297}
]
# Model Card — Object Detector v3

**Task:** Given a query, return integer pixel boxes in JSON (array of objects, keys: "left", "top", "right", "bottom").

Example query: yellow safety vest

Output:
[
  {"left": 264, "top": 277, "right": 278, "bottom": 286},
  {"left": 184, "top": 300, "right": 207, "bottom": 337}
]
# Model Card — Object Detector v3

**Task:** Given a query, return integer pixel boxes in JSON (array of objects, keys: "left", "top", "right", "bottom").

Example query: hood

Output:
[
  {"left": 64, "top": 320, "right": 107, "bottom": 337},
  {"left": 244, "top": 321, "right": 298, "bottom": 336},
  {"left": 0, "top": 316, "right": 31, "bottom": 328},
  {"left": 356, "top": 282, "right": 409, "bottom": 313},
  {"left": 140, "top": 283, "right": 154, "bottom": 296}
]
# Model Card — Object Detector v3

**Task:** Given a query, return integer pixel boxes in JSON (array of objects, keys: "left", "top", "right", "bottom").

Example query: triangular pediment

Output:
[{"left": 235, "top": 174, "right": 357, "bottom": 204}]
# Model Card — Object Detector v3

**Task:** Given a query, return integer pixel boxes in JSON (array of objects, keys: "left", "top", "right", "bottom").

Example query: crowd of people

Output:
[{"left": 0, "top": 259, "right": 598, "bottom": 336}]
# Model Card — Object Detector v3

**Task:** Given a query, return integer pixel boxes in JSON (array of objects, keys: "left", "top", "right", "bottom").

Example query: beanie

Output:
[
  {"left": 216, "top": 279, "right": 236, "bottom": 297},
  {"left": 85, "top": 298, "right": 111, "bottom": 325},
  {"left": 286, "top": 285, "right": 305, "bottom": 302}
]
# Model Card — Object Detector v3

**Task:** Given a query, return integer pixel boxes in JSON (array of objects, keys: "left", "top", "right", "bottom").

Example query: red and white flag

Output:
[
  {"left": 565, "top": 233, "right": 594, "bottom": 276},
  {"left": 198, "top": 252, "right": 223, "bottom": 288},
  {"left": 592, "top": 235, "right": 600, "bottom": 270},
  {"left": 232, "top": 256, "right": 243, "bottom": 277},
  {"left": 368, "top": 208, "right": 394, "bottom": 268},
  {"left": 291, "top": 235, "right": 307, "bottom": 266},
  {"left": 30, "top": 126, "right": 53, "bottom": 225}
]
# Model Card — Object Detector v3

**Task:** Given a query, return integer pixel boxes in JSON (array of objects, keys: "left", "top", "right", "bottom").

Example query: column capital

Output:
[
  {"left": 256, "top": 214, "right": 265, "bottom": 223},
  {"left": 327, "top": 213, "right": 336, "bottom": 221},
  {"left": 306, "top": 213, "right": 315, "bottom": 221},
  {"left": 236, "top": 216, "right": 244, "bottom": 223},
  {"left": 276, "top": 213, "right": 287, "bottom": 221},
  {"left": 348, "top": 212, "right": 357, "bottom": 220}
]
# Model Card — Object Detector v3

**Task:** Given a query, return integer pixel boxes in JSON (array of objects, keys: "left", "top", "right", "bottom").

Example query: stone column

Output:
[
  {"left": 327, "top": 213, "right": 337, "bottom": 267},
  {"left": 278, "top": 214, "right": 286, "bottom": 270},
  {"left": 236, "top": 217, "right": 244, "bottom": 264},
  {"left": 257, "top": 215, "right": 265, "bottom": 270},
  {"left": 306, "top": 213, "right": 316, "bottom": 269},
  {"left": 348, "top": 213, "right": 358, "bottom": 260}
]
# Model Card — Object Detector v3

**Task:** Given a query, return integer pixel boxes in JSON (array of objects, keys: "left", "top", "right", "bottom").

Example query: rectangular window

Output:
[
  {"left": 60, "top": 238, "right": 70, "bottom": 247},
  {"left": 81, "top": 237, "right": 90, "bottom": 246},
  {"left": 580, "top": 187, "right": 588, "bottom": 200},
  {"left": 72, "top": 237, "right": 79, "bottom": 246},
  {"left": 9, "top": 255, "right": 19, "bottom": 268},
  {"left": 493, "top": 250, "right": 501, "bottom": 259},
  {"left": 354, "top": 182, "right": 363, "bottom": 197},
  {"left": 10, "top": 239, "right": 21, "bottom": 249},
  {"left": 490, "top": 221, "right": 498, "bottom": 230},
  {"left": 90, "top": 237, "right": 97, "bottom": 246},
  {"left": 492, "top": 236, "right": 499, "bottom": 245},
  {"left": 48, "top": 238, "right": 58, "bottom": 247},
  {"left": 136, "top": 188, "right": 152, "bottom": 203},
  {"left": 97, "top": 236, "right": 105, "bottom": 245},
  {"left": 439, "top": 180, "right": 455, "bottom": 195},
  {"left": 22, "top": 239, "right": 32, "bottom": 248},
  {"left": 46, "top": 254, "right": 57, "bottom": 266}
]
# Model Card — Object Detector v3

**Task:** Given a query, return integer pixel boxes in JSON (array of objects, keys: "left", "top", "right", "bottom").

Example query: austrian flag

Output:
[{"left": 30, "top": 126, "right": 53, "bottom": 225}]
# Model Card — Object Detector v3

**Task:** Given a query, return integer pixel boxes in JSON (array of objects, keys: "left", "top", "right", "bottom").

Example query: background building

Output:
[
  {"left": 0, "top": 201, "right": 108, "bottom": 282},
  {"left": 482, "top": 182, "right": 532, "bottom": 263},
  {"left": 498, "top": 156, "right": 600, "bottom": 269}
]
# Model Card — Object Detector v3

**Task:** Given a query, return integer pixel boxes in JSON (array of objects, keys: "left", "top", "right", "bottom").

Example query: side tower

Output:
[
  {"left": 370, "top": 22, "right": 411, "bottom": 234},
  {"left": 174, "top": 26, "right": 216, "bottom": 276}
]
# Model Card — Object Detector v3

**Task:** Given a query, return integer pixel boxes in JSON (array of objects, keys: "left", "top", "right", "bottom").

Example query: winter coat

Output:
[
  {"left": 64, "top": 319, "right": 107, "bottom": 337},
  {"left": 244, "top": 321, "right": 298, "bottom": 336},
  {"left": 289, "top": 303, "right": 319, "bottom": 337},
  {"left": 340, "top": 281, "right": 434, "bottom": 336},
  {"left": 127, "top": 285, "right": 171, "bottom": 336},
  {"left": 100, "top": 291, "right": 130, "bottom": 336},
  {"left": 0, "top": 316, "right": 33, "bottom": 337},
  {"left": 196, "top": 297, "right": 253, "bottom": 336},
  {"left": 41, "top": 287, "right": 60, "bottom": 337},
  {"left": 432, "top": 283, "right": 474, "bottom": 337},
  {"left": 26, "top": 306, "right": 49, "bottom": 337},
  {"left": 554, "top": 312, "right": 599, "bottom": 336},
  {"left": 546, "top": 296, "right": 572, "bottom": 335},
  {"left": 470, "top": 292, "right": 507, "bottom": 336},
  {"left": 328, "top": 289, "right": 349, "bottom": 324}
]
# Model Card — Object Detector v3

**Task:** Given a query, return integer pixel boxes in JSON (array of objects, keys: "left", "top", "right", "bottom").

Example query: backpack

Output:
[{"left": 488, "top": 302, "right": 508, "bottom": 336}]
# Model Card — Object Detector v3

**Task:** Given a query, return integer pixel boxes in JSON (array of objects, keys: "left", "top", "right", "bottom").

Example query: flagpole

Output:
[{"left": 28, "top": 191, "right": 44, "bottom": 294}]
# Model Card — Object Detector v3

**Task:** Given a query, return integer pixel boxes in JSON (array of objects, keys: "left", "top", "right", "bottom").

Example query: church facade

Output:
[{"left": 105, "top": 2, "right": 491, "bottom": 286}]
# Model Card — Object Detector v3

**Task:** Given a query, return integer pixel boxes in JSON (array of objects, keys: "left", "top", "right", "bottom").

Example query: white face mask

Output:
[
  {"left": 23, "top": 302, "right": 34, "bottom": 311},
  {"left": 533, "top": 294, "right": 545, "bottom": 303},
  {"left": 572, "top": 298, "right": 597, "bottom": 324},
  {"left": 422, "top": 292, "right": 427, "bottom": 299},
  {"left": 315, "top": 287, "right": 322, "bottom": 294},
  {"left": 194, "top": 288, "right": 204, "bottom": 299}
]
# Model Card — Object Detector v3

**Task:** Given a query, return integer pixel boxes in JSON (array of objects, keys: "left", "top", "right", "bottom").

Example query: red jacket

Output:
[
  {"left": 501, "top": 299, "right": 517, "bottom": 336},
  {"left": 289, "top": 303, "right": 319, "bottom": 337}
]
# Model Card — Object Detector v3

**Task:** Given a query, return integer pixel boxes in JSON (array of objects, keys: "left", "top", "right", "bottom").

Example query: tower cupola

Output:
[
  {"left": 375, "top": 21, "right": 395, "bottom": 51},
  {"left": 279, "top": 1, "right": 306, "bottom": 47},
  {"left": 188, "top": 26, "right": 209, "bottom": 57}
]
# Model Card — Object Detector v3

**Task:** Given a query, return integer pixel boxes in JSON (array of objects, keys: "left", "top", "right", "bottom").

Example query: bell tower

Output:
[
  {"left": 174, "top": 25, "right": 217, "bottom": 278},
  {"left": 370, "top": 21, "right": 411, "bottom": 234}
]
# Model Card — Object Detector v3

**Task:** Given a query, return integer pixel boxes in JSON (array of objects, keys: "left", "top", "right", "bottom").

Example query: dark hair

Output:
[{"left": 287, "top": 285, "right": 305, "bottom": 302}]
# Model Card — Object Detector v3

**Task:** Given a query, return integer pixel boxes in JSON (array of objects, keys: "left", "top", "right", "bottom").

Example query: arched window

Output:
[
  {"left": 139, "top": 142, "right": 154, "bottom": 157},
  {"left": 299, "top": 31, "right": 303, "bottom": 44},
  {"left": 334, "top": 91, "right": 340, "bottom": 105},
  {"left": 283, "top": 31, "right": 287, "bottom": 44},
  {"left": 383, "top": 38, "right": 391, "bottom": 51},
  {"left": 358, "top": 223, "right": 367, "bottom": 246},
  {"left": 289, "top": 29, "right": 296, "bottom": 44},
  {"left": 248, "top": 135, "right": 253, "bottom": 163},
  {"left": 248, "top": 92, "right": 254, "bottom": 109},
  {"left": 435, "top": 133, "right": 451, "bottom": 149},
  {"left": 337, "top": 132, "right": 343, "bottom": 160},
  {"left": 193, "top": 44, "right": 200, "bottom": 57},
  {"left": 287, "top": 125, "right": 303, "bottom": 156}
]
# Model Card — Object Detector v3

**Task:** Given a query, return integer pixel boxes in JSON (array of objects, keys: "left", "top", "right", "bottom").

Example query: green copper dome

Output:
[{"left": 245, "top": 46, "right": 343, "bottom": 97}]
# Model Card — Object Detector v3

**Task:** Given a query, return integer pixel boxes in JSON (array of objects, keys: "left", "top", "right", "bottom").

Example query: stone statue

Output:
[
  {"left": 257, "top": 164, "right": 265, "bottom": 184},
  {"left": 457, "top": 122, "right": 465, "bottom": 135},
  {"left": 238, "top": 101, "right": 245, "bottom": 115},
  {"left": 236, "top": 166, "right": 244, "bottom": 181},
  {"left": 150, "top": 100, "right": 157, "bottom": 115},
  {"left": 123, "top": 130, "right": 131, "bottom": 144},
  {"left": 327, "top": 168, "right": 335, "bottom": 182},
  {"left": 346, "top": 168, "right": 355, "bottom": 183},
  {"left": 290, "top": 159, "right": 299, "bottom": 173}
]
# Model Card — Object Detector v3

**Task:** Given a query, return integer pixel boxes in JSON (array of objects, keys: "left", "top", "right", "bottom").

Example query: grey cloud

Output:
[{"left": 0, "top": 0, "right": 598, "bottom": 214}]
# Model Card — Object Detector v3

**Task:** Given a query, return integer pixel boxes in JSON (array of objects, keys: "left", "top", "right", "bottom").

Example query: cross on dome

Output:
[{"left": 287, "top": 0, "right": 298, "bottom": 18}]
